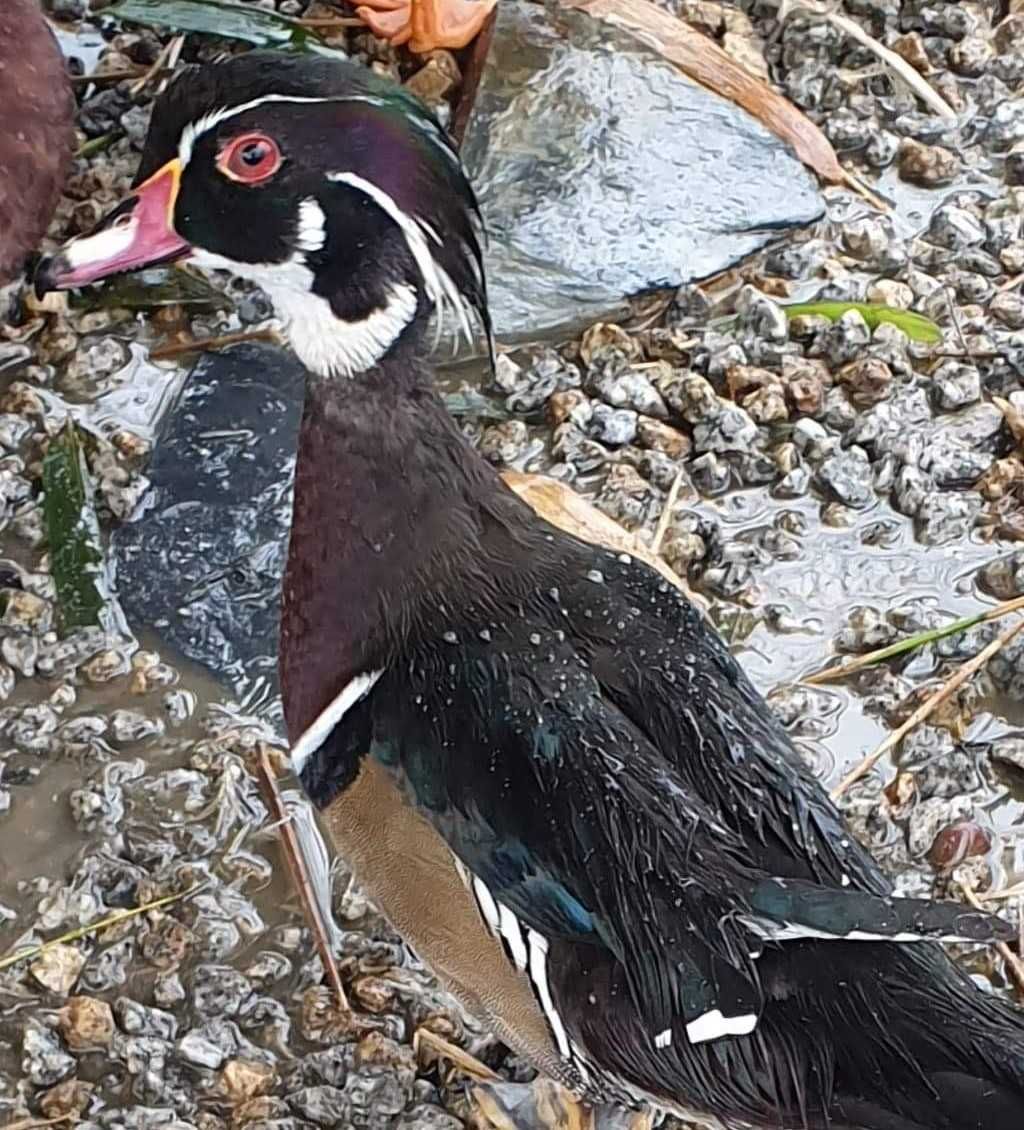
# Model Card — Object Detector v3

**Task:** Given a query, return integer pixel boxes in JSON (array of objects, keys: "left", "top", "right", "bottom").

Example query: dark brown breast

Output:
[{"left": 0, "top": 0, "right": 74, "bottom": 285}]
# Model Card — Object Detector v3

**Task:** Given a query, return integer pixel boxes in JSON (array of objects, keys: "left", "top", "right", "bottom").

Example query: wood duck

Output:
[
  {"left": 37, "top": 52, "right": 1024, "bottom": 1130},
  {"left": 0, "top": 0, "right": 73, "bottom": 286},
  {"left": 353, "top": 0, "right": 496, "bottom": 54}
]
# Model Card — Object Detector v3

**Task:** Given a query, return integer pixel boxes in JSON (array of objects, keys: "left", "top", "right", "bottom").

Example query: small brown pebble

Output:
[
  {"left": 0, "top": 382, "right": 45, "bottom": 417},
  {"left": 139, "top": 916, "right": 194, "bottom": 970},
  {"left": 837, "top": 358, "right": 893, "bottom": 407},
  {"left": 635, "top": 418, "right": 690, "bottom": 460},
  {"left": 81, "top": 649, "right": 131, "bottom": 684},
  {"left": 58, "top": 996, "right": 114, "bottom": 1050},
  {"left": 403, "top": 51, "right": 460, "bottom": 105},
  {"left": 866, "top": 279, "right": 914, "bottom": 309},
  {"left": 726, "top": 363, "right": 775, "bottom": 401},
  {"left": 546, "top": 389, "right": 589, "bottom": 427},
  {"left": 233, "top": 1097, "right": 291, "bottom": 1127},
  {"left": 899, "top": 140, "right": 960, "bottom": 187},
  {"left": 351, "top": 974, "right": 395, "bottom": 1013},
  {"left": 928, "top": 821, "right": 992, "bottom": 870},
  {"left": 751, "top": 275, "right": 792, "bottom": 298},
  {"left": 356, "top": 1030, "right": 417, "bottom": 1072},
  {"left": 891, "top": 31, "right": 933, "bottom": 73},
  {"left": 220, "top": 1059, "right": 274, "bottom": 1104},
  {"left": 821, "top": 503, "right": 855, "bottom": 529},
  {"left": 39, "top": 1078, "right": 93, "bottom": 1119},
  {"left": 579, "top": 321, "right": 641, "bottom": 366},
  {"left": 884, "top": 771, "right": 917, "bottom": 817},
  {"left": 743, "top": 385, "right": 788, "bottom": 424},
  {"left": 785, "top": 374, "right": 824, "bottom": 417},
  {"left": 977, "top": 456, "right": 1024, "bottom": 500}
]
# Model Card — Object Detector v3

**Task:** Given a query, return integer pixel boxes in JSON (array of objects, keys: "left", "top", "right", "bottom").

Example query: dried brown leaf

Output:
[{"left": 501, "top": 471, "right": 699, "bottom": 603}]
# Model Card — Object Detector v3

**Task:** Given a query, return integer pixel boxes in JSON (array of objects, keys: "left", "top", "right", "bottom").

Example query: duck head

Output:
[{"left": 37, "top": 52, "right": 489, "bottom": 377}]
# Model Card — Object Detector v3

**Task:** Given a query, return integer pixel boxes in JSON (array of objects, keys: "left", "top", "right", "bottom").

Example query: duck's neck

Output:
[{"left": 279, "top": 339, "right": 533, "bottom": 741}]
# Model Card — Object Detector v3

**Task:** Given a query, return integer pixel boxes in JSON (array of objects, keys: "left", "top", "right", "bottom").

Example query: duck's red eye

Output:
[{"left": 217, "top": 133, "right": 282, "bottom": 184}]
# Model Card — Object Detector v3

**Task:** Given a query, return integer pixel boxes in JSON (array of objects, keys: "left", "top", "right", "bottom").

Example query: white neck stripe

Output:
[
  {"left": 290, "top": 669, "right": 385, "bottom": 775},
  {"left": 329, "top": 171, "right": 475, "bottom": 349}
]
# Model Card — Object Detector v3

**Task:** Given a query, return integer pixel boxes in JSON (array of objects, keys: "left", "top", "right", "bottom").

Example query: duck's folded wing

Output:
[
  {"left": 301, "top": 632, "right": 1009, "bottom": 1066},
  {"left": 364, "top": 640, "right": 769, "bottom": 1049},
  {"left": 559, "top": 546, "right": 893, "bottom": 896}
]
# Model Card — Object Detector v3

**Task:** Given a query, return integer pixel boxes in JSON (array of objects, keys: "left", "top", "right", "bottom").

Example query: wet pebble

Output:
[{"left": 899, "top": 140, "right": 961, "bottom": 186}]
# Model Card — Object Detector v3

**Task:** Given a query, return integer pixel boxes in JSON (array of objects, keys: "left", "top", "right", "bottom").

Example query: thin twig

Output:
[
  {"left": 805, "top": 595, "right": 1024, "bottom": 684},
  {"left": 129, "top": 34, "right": 184, "bottom": 96},
  {"left": 776, "top": 0, "right": 956, "bottom": 119},
  {"left": 257, "top": 747, "right": 349, "bottom": 1011},
  {"left": 830, "top": 618, "right": 1024, "bottom": 800},
  {"left": 974, "top": 881, "right": 1024, "bottom": 904},
  {"left": 963, "top": 886, "right": 1024, "bottom": 1000},
  {"left": 295, "top": 16, "right": 363, "bottom": 27},
  {"left": 149, "top": 328, "right": 281, "bottom": 361},
  {"left": 1, "top": 1116, "right": 74, "bottom": 1130},
  {"left": 840, "top": 168, "right": 890, "bottom": 212},
  {"left": 651, "top": 467, "right": 687, "bottom": 557},
  {"left": 0, "top": 884, "right": 205, "bottom": 972},
  {"left": 413, "top": 1027, "right": 501, "bottom": 1082},
  {"left": 71, "top": 67, "right": 175, "bottom": 86}
]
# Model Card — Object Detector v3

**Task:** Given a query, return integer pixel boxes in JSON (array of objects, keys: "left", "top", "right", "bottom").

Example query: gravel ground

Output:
[{"left": 2, "top": 1, "right": 1024, "bottom": 1127}]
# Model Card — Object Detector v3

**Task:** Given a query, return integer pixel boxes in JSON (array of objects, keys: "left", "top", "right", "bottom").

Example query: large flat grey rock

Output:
[{"left": 470, "top": 1, "right": 824, "bottom": 338}]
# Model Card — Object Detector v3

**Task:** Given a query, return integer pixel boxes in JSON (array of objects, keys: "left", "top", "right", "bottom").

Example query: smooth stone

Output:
[
  {"left": 111, "top": 343, "right": 302, "bottom": 726},
  {"left": 468, "top": 1, "right": 824, "bottom": 339}
]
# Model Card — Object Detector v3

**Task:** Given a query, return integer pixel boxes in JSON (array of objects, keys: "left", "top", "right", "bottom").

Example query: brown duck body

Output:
[{"left": 0, "top": 0, "right": 73, "bottom": 285}]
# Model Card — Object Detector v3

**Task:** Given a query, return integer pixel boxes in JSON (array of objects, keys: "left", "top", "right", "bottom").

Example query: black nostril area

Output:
[{"left": 33, "top": 255, "right": 60, "bottom": 300}]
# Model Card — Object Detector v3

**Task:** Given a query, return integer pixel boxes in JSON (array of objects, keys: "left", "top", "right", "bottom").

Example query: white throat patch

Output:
[{"left": 190, "top": 247, "right": 417, "bottom": 378}]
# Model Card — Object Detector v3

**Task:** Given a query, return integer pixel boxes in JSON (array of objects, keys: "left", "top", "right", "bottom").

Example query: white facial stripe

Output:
[
  {"left": 63, "top": 218, "right": 137, "bottom": 268},
  {"left": 685, "top": 1009, "right": 758, "bottom": 1045},
  {"left": 178, "top": 90, "right": 460, "bottom": 171},
  {"left": 328, "top": 172, "right": 476, "bottom": 349},
  {"left": 296, "top": 197, "right": 326, "bottom": 253},
  {"left": 190, "top": 247, "right": 417, "bottom": 377},
  {"left": 289, "top": 669, "right": 384, "bottom": 774}
]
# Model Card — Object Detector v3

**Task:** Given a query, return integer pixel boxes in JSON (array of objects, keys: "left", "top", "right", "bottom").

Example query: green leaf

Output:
[
  {"left": 105, "top": 0, "right": 312, "bottom": 47},
  {"left": 782, "top": 301, "right": 942, "bottom": 344},
  {"left": 41, "top": 422, "right": 107, "bottom": 633}
]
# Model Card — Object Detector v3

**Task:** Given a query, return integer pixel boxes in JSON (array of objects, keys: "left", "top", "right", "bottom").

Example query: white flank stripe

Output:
[
  {"left": 472, "top": 876, "right": 501, "bottom": 933},
  {"left": 745, "top": 917, "right": 974, "bottom": 944},
  {"left": 527, "top": 929, "right": 571, "bottom": 1058},
  {"left": 654, "top": 1028, "right": 672, "bottom": 1049},
  {"left": 328, "top": 172, "right": 475, "bottom": 348},
  {"left": 685, "top": 1009, "right": 758, "bottom": 1045},
  {"left": 498, "top": 903, "right": 528, "bottom": 971},
  {"left": 568, "top": 1041, "right": 591, "bottom": 1084},
  {"left": 289, "top": 669, "right": 384, "bottom": 774}
]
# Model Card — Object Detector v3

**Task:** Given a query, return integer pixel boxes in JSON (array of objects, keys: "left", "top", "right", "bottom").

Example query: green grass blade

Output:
[
  {"left": 783, "top": 301, "right": 942, "bottom": 344},
  {"left": 41, "top": 421, "right": 107, "bottom": 633}
]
